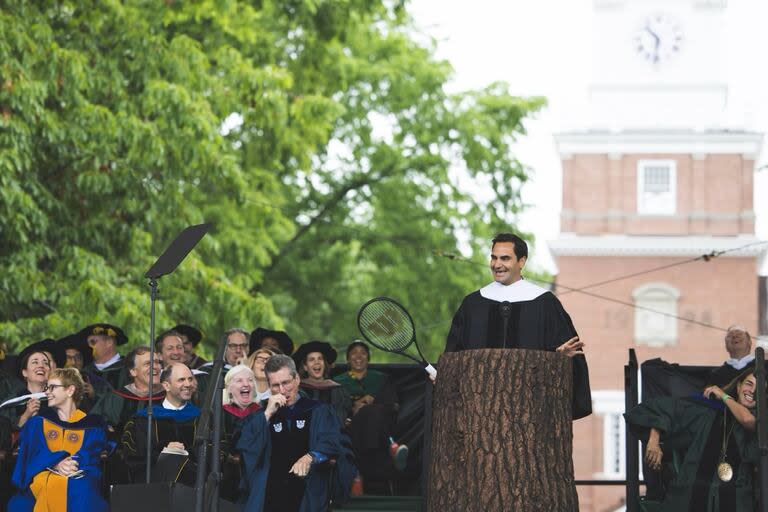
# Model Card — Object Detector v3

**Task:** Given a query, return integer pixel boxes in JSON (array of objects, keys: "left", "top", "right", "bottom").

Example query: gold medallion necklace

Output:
[{"left": 717, "top": 408, "right": 736, "bottom": 482}]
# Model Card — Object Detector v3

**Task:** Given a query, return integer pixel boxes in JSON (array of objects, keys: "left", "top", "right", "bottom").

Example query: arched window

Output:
[{"left": 632, "top": 282, "right": 680, "bottom": 346}]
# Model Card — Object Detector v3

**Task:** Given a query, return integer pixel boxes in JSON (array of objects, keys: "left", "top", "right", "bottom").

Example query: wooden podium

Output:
[{"left": 427, "top": 349, "right": 578, "bottom": 512}]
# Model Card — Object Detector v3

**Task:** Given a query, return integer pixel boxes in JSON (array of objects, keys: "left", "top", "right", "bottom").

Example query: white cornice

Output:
[
  {"left": 554, "top": 131, "right": 763, "bottom": 159},
  {"left": 548, "top": 235, "right": 767, "bottom": 258}
]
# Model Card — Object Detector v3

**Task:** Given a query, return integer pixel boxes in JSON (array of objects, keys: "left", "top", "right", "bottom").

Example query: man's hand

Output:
[
  {"left": 645, "top": 428, "right": 663, "bottom": 471},
  {"left": 351, "top": 395, "right": 374, "bottom": 415},
  {"left": 165, "top": 442, "right": 185, "bottom": 451},
  {"left": 289, "top": 454, "right": 313, "bottom": 477},
  {"left": 556, "top": 336, "right": 584, "bottom": 358},
  {"left": 265, "top": 394, "right": 287, "bottom": 420}
]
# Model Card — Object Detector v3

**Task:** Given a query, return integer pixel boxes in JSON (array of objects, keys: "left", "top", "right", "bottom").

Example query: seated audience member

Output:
[
  {"left": 706, "top": 325, "right": 754, "bottom": 387},
  {"left": 156, "top": 330, "right": 211, "bottom": 401},
  {"left": 173, "top": 324, "right": 208, "bottom": 369},
  {"left": 247, "top": 348, "right": 276, "bottom": 403},
  {"left": 221, "top": 364, "right": 261, "bottom": 501},
  {"left": 223, "top": 365, "right": 261, "bottom": 438},
  {"left": 156, "top": 330, "right": 186, "bottom": 365},
  {"left": 249, "top": 328, "right": 294, "bottom": 356},
  {"left": 200, "top": 328, "right": 250, "bottom": 373},
  {"left": 626, "top": 369, "right": 759, "bottom": 511},
  {"left": 121, "top": 363, "right": 219, "bottom": 484},
  {"left": 334, "top": 341, "right": 408, "bottom": 480},
  {"left": 293, "top": 341, "right": 351, "bottom": 424},
  {"left": 91, "top": 346, "right": 165, "bottom": 438},
  {"left": 1, "top": 340, "right": 64, "bottom": 431},
  {"left": 9, "top": 368, "right": 109, "bottom": 512},
  {"left": 78, "top": 323, "right": 129, "bottom": 395},
  {"left": 58, "top": 333, "right": 97, "bottom": 410},
  {"left": 237, "top": 355, "right": 355, "bottom": 512}
]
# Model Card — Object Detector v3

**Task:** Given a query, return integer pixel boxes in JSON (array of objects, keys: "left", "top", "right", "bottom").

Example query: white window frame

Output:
[
  {"left": 592, "top": 390, "right": 626, "bottom": 478},
  {"left": 637, "top": 159, "right": 677, "bottom": 215},
  {"left": 633, "top": 282, "right": 680, "bottom": 347}
]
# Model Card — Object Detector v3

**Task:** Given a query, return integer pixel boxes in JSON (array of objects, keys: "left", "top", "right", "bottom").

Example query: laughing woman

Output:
[
  {"left": 625, "top": 369, "right": 759, "bottom": 512},
  {"left": 8, "top": 368, "right": 108, "bottom": 512}
]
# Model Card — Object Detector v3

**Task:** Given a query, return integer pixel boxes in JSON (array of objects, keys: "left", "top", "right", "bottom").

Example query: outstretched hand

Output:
[{"left": 556, "top": 336, "right": 584, "bottom": 358}]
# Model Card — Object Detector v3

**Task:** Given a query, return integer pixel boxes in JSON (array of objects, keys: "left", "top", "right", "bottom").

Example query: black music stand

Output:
[{"left": 143, "top": 223, "right": 211, "bottom": 484}]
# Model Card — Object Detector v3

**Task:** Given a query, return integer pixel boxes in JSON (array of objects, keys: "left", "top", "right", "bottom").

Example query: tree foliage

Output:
[{"left": 0, "top": 0, "right": 544, "bottom": 360}]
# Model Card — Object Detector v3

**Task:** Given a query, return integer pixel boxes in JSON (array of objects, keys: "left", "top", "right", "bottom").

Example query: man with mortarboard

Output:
[
  {"left": 293, "top": 341, "right": 351, "bottom": 424},
  {"left": 444, "top": 232, "right": 592, "bottom": 419},
  {"left": 173, "top": 324, "right": 208, "bottom": 369},
  {"left": 78, "top": 323, "right": 129, "bottom": 397}
]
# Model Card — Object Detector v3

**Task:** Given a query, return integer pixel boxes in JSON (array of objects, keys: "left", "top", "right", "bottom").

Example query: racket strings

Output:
[{"left": 358, "top": 302, "right": 414, "bottom": 351}]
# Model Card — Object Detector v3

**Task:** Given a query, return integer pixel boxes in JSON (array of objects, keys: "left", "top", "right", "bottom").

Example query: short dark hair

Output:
[
  {"left": 125, "top": 346, "right": 152, "bottom": 371},
  {"left": 155, "top": 330, "right": 183, "bottom": 352},
  {"left": 264, "top": 354, "right": 297, "bottom": 378},
  {"left": 346, "top": 340, "right": 370, "bottom": 360},
  {"left": 491, "top": 233, "right": 528, "bottom": 260}
]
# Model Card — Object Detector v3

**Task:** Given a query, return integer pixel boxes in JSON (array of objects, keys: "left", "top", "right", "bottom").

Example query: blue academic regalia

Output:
[
  {"left": 237, "top": 397, "right": 356, "bottom": 512},
  {"left": 8, "top": 408, "right": 108, "bottom": 512}
]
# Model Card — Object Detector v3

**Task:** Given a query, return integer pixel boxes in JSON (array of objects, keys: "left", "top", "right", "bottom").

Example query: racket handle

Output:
[{"left": 424, "top": 364, "right": 437, "bottom": 378}]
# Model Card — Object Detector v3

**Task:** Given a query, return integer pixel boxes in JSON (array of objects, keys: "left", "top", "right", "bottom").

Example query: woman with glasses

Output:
[
  {"left": 8, "top": 367, "right": 109, "bottom": 512},
  {"left": 247, "top": 348, "right": 276, "bottom": 403}
]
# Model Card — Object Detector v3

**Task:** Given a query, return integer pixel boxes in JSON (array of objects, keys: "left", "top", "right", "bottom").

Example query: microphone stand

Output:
[
  {"left": 500, "top": 301, "right": 512, "bottom": 349},
  {"left": 194, "top": 334, "right": 228, "bottom": 512},
  {"left": 145, "top": 277, "right": 159, "bottom": 483},
  {"left": 143, "top": 223, "right": 211, "bottom": 484}
]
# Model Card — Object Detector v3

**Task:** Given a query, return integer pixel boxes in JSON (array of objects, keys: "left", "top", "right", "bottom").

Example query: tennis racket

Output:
[{"left": 357, "top": 297, "right": 437, "bottom": 378}]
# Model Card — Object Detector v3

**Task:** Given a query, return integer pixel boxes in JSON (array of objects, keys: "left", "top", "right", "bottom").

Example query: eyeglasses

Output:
[
  {"left": 227, "top": 343, "right": 248, "bottom": 351},
  {"left": 255, "top": 356, "right": 270, "bottom": 363},
  {"left": 270, "top": 377, "right": 297, "bottom": 392},
  {"left": 44, "top": 384, "right": 67, "bottom": 392}
]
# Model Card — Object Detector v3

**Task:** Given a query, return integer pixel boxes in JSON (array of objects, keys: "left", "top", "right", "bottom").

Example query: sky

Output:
[{"left": 408, "top": 0, "right": 768, "bottom": 274}]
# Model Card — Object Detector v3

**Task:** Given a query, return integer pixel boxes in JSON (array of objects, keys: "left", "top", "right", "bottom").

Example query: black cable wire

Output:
[
  {"left": 240, "top": 189, "right": 767, "bottom": 334},
  {"left": 556, "top": 240, "right": 768, "bottom": 296}
]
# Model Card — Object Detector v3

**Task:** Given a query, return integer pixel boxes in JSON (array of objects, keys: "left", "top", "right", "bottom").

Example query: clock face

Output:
[{"left": 634, "top": 14, "right": 683, "bottom": 65}]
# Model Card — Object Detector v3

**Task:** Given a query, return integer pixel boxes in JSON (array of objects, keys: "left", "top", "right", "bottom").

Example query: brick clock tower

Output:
[{"left": 549, "top": 1, "right": 766, "bottom": 510}]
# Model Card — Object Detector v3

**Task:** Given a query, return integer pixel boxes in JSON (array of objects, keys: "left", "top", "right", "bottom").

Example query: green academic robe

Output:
[{"left": 625, "top": 396, "right": 758, "bottom": 512}]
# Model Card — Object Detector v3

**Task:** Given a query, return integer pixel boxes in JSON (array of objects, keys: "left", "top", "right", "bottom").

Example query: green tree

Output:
[{"left": 0, "top": 0, "right": 544, "bottom": 361}]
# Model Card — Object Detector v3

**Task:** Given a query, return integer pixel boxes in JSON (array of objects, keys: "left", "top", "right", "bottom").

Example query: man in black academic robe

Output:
[
  {"left": 120, "top": 363, "right": 224, "bottom": 484},
  {"left": 706, "top": 325, "right": 755, "bottom": 387},
  {"left": 77, "top": 323, "right": 130, "bottom": 397},
  {"left": 445, "top": 232, "right": 592, "bottom": 419},
  {"left": 92, "top": 346, "right": 165, "bottom": 439}
]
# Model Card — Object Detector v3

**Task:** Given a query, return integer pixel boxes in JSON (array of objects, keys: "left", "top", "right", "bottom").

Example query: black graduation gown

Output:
[{"left": 445, "top": 289, "right": 592, "bottom": 419}]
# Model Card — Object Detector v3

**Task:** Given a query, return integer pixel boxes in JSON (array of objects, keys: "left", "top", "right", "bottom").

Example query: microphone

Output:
[{"left": 500, "top": 301, "right": 512, "bottom": 349}]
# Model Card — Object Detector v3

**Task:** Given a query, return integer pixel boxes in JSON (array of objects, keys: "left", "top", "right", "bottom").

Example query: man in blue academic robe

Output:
[{"left": 237, "top": 355, "right": 355, "bottom": 512}]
